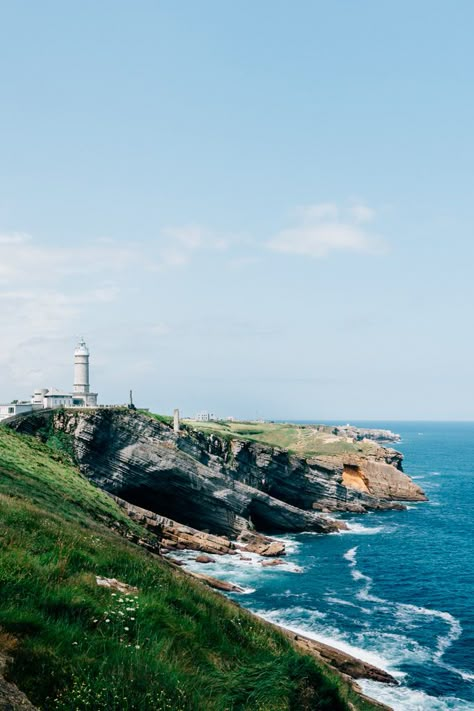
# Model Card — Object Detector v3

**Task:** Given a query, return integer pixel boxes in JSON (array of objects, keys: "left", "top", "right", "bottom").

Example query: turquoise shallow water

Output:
[{"left": 177, "top": 422, "right": 474, "bottom": 710}]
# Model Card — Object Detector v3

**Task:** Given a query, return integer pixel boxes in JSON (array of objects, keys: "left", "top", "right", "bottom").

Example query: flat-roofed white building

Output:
[
  {"left": 0, "top": 402, "right": 42, "bottom": 421},
  {"left": 42, "top": 389, "right": 74, "bottom": 408},
  {"left": 194, "top": 411, "right": 217, "bottom": 422}
]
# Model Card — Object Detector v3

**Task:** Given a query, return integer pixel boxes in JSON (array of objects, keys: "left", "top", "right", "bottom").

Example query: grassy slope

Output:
[
  {"left": 182, "top": 420, "right": 378, "bottom": 458},
  {"left": 0, "top": 426, "right": 379, "bottom": 711}
]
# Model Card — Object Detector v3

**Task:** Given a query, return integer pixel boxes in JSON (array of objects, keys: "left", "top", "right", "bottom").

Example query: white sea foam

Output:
[
  {"left": 258, "top": 606, "right": 425, "bottom": 675},
  {"left": 340, "top": 522, "right": 390, "bottom": 535},
  {"left": 356, "top": 587, "right": 385, "bottom": 604},
  {"left": 342, "top": 546, "right": 384, "bottom": 602},
  {"left": 269, "top": 591, "right": 309, "bottom": 600},
  {"left": 325, "top": 596, "right": 369, "bottom": 612},
  {"left": 168, "top": 546, "right": 303, "bottom": 590},
  {"left": 344, "top": 547, "right": 469, "bottom": 683},
  {"left": 353, "top": 630, "right": 431, "bottom": 667},
  {"left": 343, "top": 546, "right": 358, "bottom": 564},
  {"left": 437, "top": 662, "right": 474, "bottom": 683},
  {"left": 359, "top": 680, "right": 473, "bottom": 711},
  {"left": 258, "top": 606, "right": 327, "bottom": 629},
  {"left": 254, "top": 608, "right": 394, "bottom": 672},
  {"left": 394, "top": 603, "right": 462, "bottom": 660}
]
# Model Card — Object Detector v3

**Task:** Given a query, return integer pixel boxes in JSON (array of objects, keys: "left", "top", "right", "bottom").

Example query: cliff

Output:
[
  {"left": 8, "top": 409, "right": 426, "bottom": 543},
  {"left": 0, "top": 421, "right": 387, "bottom": 711}
]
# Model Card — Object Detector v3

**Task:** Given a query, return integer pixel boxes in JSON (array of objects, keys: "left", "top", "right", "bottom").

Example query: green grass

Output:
[
  {"left": 0, "top": 426, "right": 380, "bottom": 710},
  {"left": 140, "top": 411, "right": 173, "bottom": 427},
  {"left": 182, "top": 420, "right": 378, "bottom": 459}
]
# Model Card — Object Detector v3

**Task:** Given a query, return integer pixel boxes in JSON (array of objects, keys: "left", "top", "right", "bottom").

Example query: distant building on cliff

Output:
[
  {"left": 194, "top": 410, "right": 217, "bottom": 422},
  {"left": 0, "top": 338, "right": 99, "bottom": 421}
]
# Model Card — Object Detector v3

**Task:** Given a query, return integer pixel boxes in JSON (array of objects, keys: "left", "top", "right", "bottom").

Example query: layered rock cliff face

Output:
[{"left": 8, "top": 409, "right": 426, "bottom": 541}]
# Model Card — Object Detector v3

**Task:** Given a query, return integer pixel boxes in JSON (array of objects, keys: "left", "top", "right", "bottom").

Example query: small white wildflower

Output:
[
  {"left": 130, "top": 617, "right": 135, "bottom": 621},
  {"left": 118, "top": 611, "right": 124, "bottom": 616},
  {"left": 135, "top": 645, "right": 140, "bottom": 649},
  {"left": 105, "top": 619, "right": 110, "bottom": 623},
  {"left": 72, "top": 642, "right": 78, "bottom": 646},
  {"left": 93, "top": 619, "right": 98, "bottom": 623},
  {"left": 111, "top": 593, "right": 116, "bottom": 597},
  {"left": 118, "top": 598, "right": 124, "bottom": 603},
  {"left": 124, "top": 626, "right": 129, "bottom": 631}
]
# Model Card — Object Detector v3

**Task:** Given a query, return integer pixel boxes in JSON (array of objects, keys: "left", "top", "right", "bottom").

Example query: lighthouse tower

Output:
[
  {"left": 74, "top": 338, "right": 90, "bottom": 394},
  {"left": 73, "top": 338, "right": 98, "bottom": 407}
]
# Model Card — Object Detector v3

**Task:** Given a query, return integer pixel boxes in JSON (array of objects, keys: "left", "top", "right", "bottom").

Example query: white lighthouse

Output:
[
  {"left": 27, "top": 338, "right": 99, "bottom": 412},
  {"left": 74, "top": 338, "right": 90, "bottom": 394},
  {"left": 72, "top": 338, "right": 98, "bottom": 407}
]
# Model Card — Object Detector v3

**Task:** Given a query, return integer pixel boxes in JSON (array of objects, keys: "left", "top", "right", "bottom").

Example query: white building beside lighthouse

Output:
[
  {"left": 34, "top": 338, "right": 98, "bottom": 408},
  {"left": 0, "top": 339, "right": 99, "bottom": 420}
]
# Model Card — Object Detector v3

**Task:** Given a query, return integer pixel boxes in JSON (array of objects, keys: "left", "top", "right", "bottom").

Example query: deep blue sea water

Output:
[{"left": 177, "top": 422, "right": 474, "bottom": 710}]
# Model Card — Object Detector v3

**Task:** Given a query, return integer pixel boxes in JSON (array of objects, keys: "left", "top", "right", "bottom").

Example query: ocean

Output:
[{"left": 175, "top": 422, "right": 474, "bottom": 710}]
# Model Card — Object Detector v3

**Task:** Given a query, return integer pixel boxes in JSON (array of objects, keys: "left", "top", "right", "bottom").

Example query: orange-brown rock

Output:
[
  {"left": 261, "top": 558, "right": 285, "bottom": 567},
  {"left": 111, "top": 496, "right": 237, "bottom": 555},
  {"left": 341, "top": 454, "right": 426, "bottom": 502},
  {"left": 195, "top": 554, "right": 213, "bottom": 564},
  {"left": 188, "top": 572, "right": 244, "bottom": 593},
  {"left": 243, "top": 540, "right": 286, "bottom": 557}
]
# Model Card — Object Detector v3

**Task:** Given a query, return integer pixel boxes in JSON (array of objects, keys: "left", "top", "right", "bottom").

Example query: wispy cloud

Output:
[
  {"left": 0, "top": 233, "right": 140, "bottom": 284},
  {"left": 0, "top": 232, "right": 31, "bottom": 245},
  {"left": 0, "top": 233, "right": 137, "bottom": 388},
  {"left": 158, "top": 224, "right": 234, "bottom": 269},
  {"left": 349, "top": 202, "right": 375, "bottom": 224},
  {"left": 0, "top": 205, "right": 386, "bottom": 395},
  {"left": 268, "top": 202, "right": 386, "bottom": 258},
  {"left": 0, "top": 226, "right": 231, "bottom": 390}
]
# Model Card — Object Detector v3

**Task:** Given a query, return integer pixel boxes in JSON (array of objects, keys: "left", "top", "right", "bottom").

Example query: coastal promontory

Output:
[{"left": 8, "top": 409, "right": 426, "bottom": 550}]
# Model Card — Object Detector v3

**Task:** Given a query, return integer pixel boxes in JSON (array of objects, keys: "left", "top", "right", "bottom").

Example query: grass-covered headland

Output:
[
  {"left": 0, "top": 424, "right": 379, "bottom": 710},
  {"left": 181, "top": 419, "right": 379, "bottom": 458}
]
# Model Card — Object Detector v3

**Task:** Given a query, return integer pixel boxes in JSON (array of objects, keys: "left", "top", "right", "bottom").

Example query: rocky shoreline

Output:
[
  {"left": 163, "top": 554, "right": 396, "bottom": 711},
  {"left": 323, "top": 424, "right": 401, "bottom": 444},
  {"left": 100, "top": 497, "right": 398, "bottom": 708}
]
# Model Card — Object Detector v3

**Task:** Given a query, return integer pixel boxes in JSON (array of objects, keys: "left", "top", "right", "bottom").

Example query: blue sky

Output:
[{"left": 1, "top": 1, "right": 473, "bottom": 419}]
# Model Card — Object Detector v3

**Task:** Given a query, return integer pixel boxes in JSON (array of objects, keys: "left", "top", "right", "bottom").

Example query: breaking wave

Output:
[
  {"left": 340, "top": 522, "right": 391, "bottom": 535},
  {"left": 344, "top": 547, "right": 472, "bottom": 683},
  {"left": 358, "top": 680, "right": 473, "bottom": 711}
]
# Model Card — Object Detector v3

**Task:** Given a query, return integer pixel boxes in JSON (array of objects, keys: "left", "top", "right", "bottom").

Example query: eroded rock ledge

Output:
[
  {"left": 8, "top": 409, "right": 426, "bottom": 542},
  {"left": 111, "top": 495, "right": 286, "bottom": 557}
]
